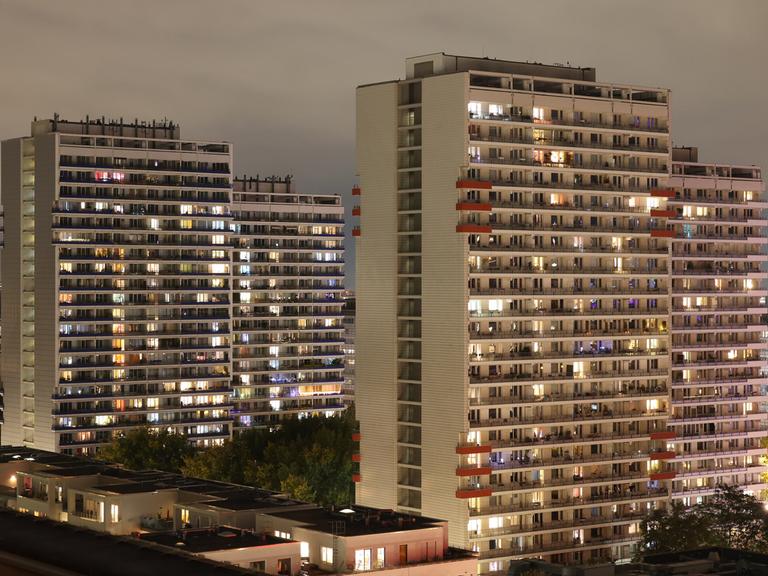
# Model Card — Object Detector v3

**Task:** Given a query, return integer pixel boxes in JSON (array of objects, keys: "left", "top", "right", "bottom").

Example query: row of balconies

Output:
[
  {"left": 470, "top": 368, "right": 669, "bottom": 385},
  {"left": 469, "top": 155, "right": 668, "bottom": 175},
  {"left": 60, "top": 186, "right": 230, "bottom": 205},
  {"left": 470, "top": 389, "right": 668, "bottom": 408},
  {"left": 60, "top": 171, "right": 231, "bottom": 189},
  {"left": 470, "top": 487, "right": 667, "bottom": 518},
  {"left": 469, "top": 286, "right": 667, "bottom": 297},
  {"left": 60, "top": 354, "right": 229, "bottom": 370},
  {"left": 53, "top": 412, "right": 232, "bottom": 431},
  {"left": 468, "top": 110, "right": 668, "bottom": 133},
  {"left": 470, "top": 264, "right": 668, "bottom": 276},
  {"left": 469, "top": 131, "right": 669, "bottom": 154},
  {"left": 469, "top": 348, "right": 668, "bottom": 364},
  {"left": 54, "top": 205, "right": 232, "bottom": 218},
  {"left": 469, "top": 242, "right": 668, "bottom": 256},
  {"left": 469, "top": 307, "right": 669, "bottom": 319},
  {"left": 54, "top": 385, "right": 232, "bottom": 401},
  {"left": 469, "top": 409, "right": 667, "bottom": 430},
  {"left": 470, "top": 327, "right": 667, "bottom": 341}
]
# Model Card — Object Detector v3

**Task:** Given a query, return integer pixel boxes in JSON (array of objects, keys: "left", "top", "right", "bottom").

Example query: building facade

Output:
[
  {"left": 0, "top": 120, "right": 347, "bottom": 454},
  {"left": 354, "top": 53, "right": 766, "bottom": 572},
  {"left": 667, "top": 147, "right": 768, "bottom": 501},
  {"left": 1, "top": 117, "right": 235, "bottom": 455},
  {"left": 231, "top": 177, "right": 346, "bottom": 428}
]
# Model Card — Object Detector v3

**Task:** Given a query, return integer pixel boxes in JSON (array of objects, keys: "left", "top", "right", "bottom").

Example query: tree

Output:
[
  {"left": 99, "top": 427, "right": 194, "bottom": 473},
  {"left": 701, "top": 485, "right": 768, "bottom": 551},
  {"left": 638, "top": 500, "right": 711, "bottom": 556},
  {"left": 181, "top": 436, "right": 258, "bottom": 485},
  {"left": 250, "top": 411, "right": 356, "bottom": 506},
  {"left": 638, "top": 485, "right": 768, "bottom": 557}
]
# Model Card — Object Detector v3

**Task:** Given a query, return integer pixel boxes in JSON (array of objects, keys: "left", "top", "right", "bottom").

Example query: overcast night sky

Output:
[{"left": 1, "top": 0, "right": 766, "bottom": 287}]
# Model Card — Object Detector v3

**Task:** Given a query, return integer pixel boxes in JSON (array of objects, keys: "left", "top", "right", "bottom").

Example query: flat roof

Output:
[
  {"left": 142, "top": 526, "right": 294, "bottom": 553},
  {"left": 268, "top": 505, "right": 446, "bottom": 537},
  {"left": 0, "top": 508, "right": 265, "bottom": 576}
]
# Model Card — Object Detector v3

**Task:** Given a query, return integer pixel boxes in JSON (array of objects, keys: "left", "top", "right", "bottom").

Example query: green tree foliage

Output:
[
  {"left": 180, "top": 438, "right": 258, "bottom": 485},
  {"left": 99, "top": 412, "right": 357, "bottom": 507},
  {"left": 639, "top": 500, "right": 711, "bottom": 556},
  {"left": 99, "top": 427, "right": 194, "bottom": 473},
  {"left": 250, "top": 411, "right": 356, "bottom": 506},
  {"left": 638, "top": 485, "right": 768, "bottom": 557}
]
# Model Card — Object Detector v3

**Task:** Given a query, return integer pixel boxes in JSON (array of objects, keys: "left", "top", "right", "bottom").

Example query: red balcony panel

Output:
[
  {"left": 650, "top": 431, "right": 676, "bottom": 440},
  {"left": 650, "top": 229, "right": 676, "bottom": 238},
  {"left": 456, "top": 444, "right": 492, "bottom": 455},
  {"left": 650, "top": 209, "right": 677, "bottom": 218},
  {"left": 650, "top": 188, "right": 676, "bottom": 198},
  {"left": 456, "top": 224, "right": 492, "bottom": 234},
  {"left": 456, "top": 202, "right": 492, "bottom": 212},
  {"left": 456, "top": 179, "right": 492, "bottom": 190},
  {"left": 352, "top": 186, "right": 361, "bottom": 196},
  {"left": 649, "top": 471, "right": 676, "bottom": 481},
  {"left": 649, "top": 451, "right": 676, "bottom": 461},
  {"left": 352, "top": 453, "right": 361, "bottom": 462},
  {"left": 456, "top": 466, "right": 492, "bottom": 477},
  {"left": 455, "top": 487, "right": 492, "bottom": 499},
  {"left": 352, "top": 227, "right": 361, "bottom": 237},
  {"left": 352, "top": 432, "right": 361, "bottom": 442},
  {"left": 352, "top": 206, "right": 361, "bottom": 216},
  {"left": 352, "top": 474, "right": 362, "bottom": 483}
]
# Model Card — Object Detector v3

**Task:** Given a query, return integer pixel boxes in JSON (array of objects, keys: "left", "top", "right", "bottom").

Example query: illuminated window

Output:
[
  {"left": 180, "top": 219, "right": 193, "bottom": 230},
  {"left": 212, "top": 235, "right": 225, "bottom": 245},
  {"left": 488, "top": 103, "right": 503, "bottom": 116},
  {"left": 533, "top": 107, "right": 545, "bottom": 121},
  {"left": 110, "top": 504, "right": 119, "bottom": 523},
  {"left": 355, "top": 549, "right": 372, "bottom": 571},
  {"left": 321, "top": 547, "right": 334, "bottom": 564},
  {"left": 180, "top": 508, "right": 189, "bottom": 524}
]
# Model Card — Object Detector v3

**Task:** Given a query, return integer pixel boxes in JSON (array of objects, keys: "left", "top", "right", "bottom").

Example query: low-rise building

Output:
[
  {"left": 0, "top": 446, "right": 476, "bottom": 576},
  {"left": 143, "top": 527, "right": 300, "bottom": 575}
]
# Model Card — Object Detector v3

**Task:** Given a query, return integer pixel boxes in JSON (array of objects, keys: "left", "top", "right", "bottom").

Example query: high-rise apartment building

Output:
[
  {"left": 1, "top": 117, "right": 234, "bottom": 455},
  {"left": 355, "top": 53, "right": 764, "bottom": 571},
  {"left": 0, "top": 121, "right": 350, "bottom": 454},
  {"left": 230, "top": 177, "right": 346, "bottom": 428},
  {"left": 667, "top": 147, "right": 768, "bottom": 500}
]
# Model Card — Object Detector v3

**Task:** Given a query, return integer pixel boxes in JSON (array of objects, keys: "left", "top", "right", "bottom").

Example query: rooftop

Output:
[
  {"left": 407, "top": 52, "right": 596, "bottom": 81},
  {"left": 30, "top": 113, "right": 180, "bottom": 139},
  {"left": 141, "top": 526, "right": 294, "bottom": 554},
  {"left": 268, "top": 505, "right": 446, "bottom": 537},
  {"left": 0, "top": 508, "right": 265, "bottom": 576}
]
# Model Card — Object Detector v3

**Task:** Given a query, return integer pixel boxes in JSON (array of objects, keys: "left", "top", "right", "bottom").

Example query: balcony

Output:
[
  {"left": 468, "top": 112, "right": 669, "bottom": 134},
  {"left": 470, "top": 409, "right": 667, "bottom": 430},
  {"left": 470, "top": 487, "right": 667, "bottom": 517}
]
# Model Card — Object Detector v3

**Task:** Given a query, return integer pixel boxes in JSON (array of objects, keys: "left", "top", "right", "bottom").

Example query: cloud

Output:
[{"left": 1, "top": 0, "right": 766, "bottom": 287}]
